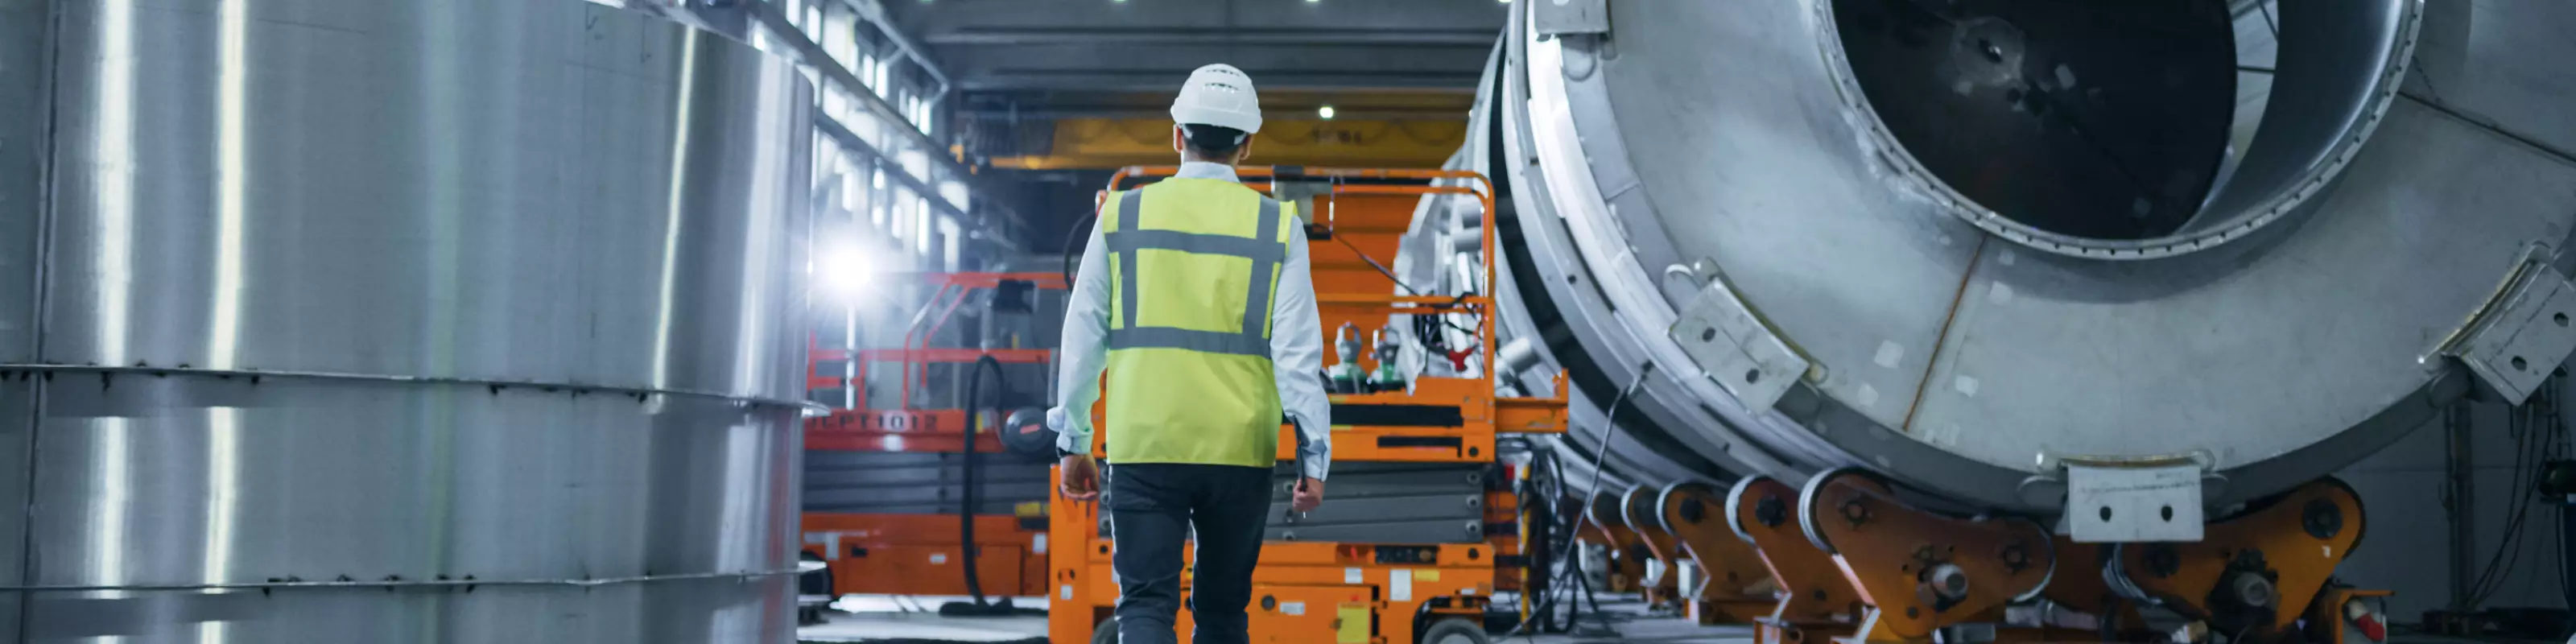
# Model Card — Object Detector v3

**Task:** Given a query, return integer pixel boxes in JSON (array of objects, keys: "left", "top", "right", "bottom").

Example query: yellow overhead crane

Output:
[{"left": 985, "top": 118, "right": 1469, "bottom": 171}]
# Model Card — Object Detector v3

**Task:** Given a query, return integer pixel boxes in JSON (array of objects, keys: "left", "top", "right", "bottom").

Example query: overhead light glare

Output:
[{"left": 816, "top": 242, "right": 883, "bottom": 301}]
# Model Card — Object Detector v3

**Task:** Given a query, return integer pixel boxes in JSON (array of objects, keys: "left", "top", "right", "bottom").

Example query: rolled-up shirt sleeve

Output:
[
  {"left": 1271, "top": 229, "right": 1331, "bottom": 481},
  {"left": 1049, "top": 217, "right": 1113, "bottom": 455}
]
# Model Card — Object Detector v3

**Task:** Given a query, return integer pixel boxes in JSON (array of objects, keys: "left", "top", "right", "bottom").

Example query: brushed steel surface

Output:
[
  {"left": 10, "top": 0, "right": 815, "bottom": 641},
  {"left": 0, "top": 0, "right": 42, "bottom": 365},
  {"left": 1495, "top": 10, "right": 1788, "bottom": 488},
  {"left": 0, "top": 381, "right": 27, "bottom": 639},
  {"left": 1472, "top": 11, "right": 1736, "bottom": 493},
  {"left": 43, "top": 0, "right": 807, "bottom": 399},
  {"left": 18, "top": 383, "right": 799, "bottom": 642},
  {"left": 1472, "top": 0, "right": 2576, "bottom": 510},
  {"left": 2, "top": 2, "right": 55, "bottom": 638}
]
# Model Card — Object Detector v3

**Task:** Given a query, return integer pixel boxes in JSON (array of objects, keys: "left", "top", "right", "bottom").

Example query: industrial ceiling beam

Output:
[
  {"left": 958, "top": 70, "right": 1482, "bottom": 93},
  {"left": 874, "top": 0, "right": 1504, "bottom": 95},
  {"left": 815, "top": 115, "right": 969, "bottom": 223},
  {"left": 956, "top": 108, "right": 1468, "bottom": 122},
  {"left": 839, "top": 0, "right": 954, "bottom": 103},
  {"left": 921, "top": 27, "right": 1496, "bottom": 47},
  {"left": 696, "top": 3, "right": 1034, "bottom": 239},
  {"left": 982, "top": 117, "right": 1468, "bottom": 171}
]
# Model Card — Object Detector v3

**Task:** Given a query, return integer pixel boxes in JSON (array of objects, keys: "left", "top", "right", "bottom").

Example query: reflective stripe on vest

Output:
[
  {"left": 1108, "top": 192, "right": 1282, "bottom": 357},
  {"left": 1100, "top": 180, "right": 1299, "bottom": 469}
]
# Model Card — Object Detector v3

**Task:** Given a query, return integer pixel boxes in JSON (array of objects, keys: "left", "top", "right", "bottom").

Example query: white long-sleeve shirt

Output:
[{"left": 1049, "top": 161, "right": 1333, "bottom": 480}]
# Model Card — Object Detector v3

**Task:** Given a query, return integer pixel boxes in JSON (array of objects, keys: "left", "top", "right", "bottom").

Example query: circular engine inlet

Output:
[{"left": 1828, "top": 0, "right": 2418, "bottom": 258}]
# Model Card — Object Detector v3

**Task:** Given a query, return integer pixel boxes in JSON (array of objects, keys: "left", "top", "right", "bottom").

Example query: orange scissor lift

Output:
[
  {"left": 1048, "top": 167, "right": 1570, "bottom": 644},
  {"left": 800, "top": 271, "right": 1066, "bottom": 601}
]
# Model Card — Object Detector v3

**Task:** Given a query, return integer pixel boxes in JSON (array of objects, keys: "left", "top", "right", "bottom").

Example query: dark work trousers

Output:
[{"left": 1108, "top": 463, "right": 1274, "bottom": 644}]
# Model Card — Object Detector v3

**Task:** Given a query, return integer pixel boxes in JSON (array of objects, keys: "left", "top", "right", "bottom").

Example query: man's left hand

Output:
[{"left": 1060, "top": 454, "right": 1101, "bottom": 501}]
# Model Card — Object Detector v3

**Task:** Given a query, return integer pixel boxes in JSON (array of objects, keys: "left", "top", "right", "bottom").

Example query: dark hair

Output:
[{"left": 1181, "top": 123, "right": 1248, "bottom": 159}]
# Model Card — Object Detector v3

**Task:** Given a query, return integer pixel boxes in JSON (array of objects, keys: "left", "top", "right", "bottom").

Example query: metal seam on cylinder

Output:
[
  {"left": 1900, "top": 237, "right": 1990, "bottom": 433},
  {"left": 2396, "top": 92, "right": 2576, "bottom": 167},
  {"left": 0, "top": 568, "right": 799, "bottom": 592},
  {"left": 0, "top": 364, "right": 813, "bottom": 409}
]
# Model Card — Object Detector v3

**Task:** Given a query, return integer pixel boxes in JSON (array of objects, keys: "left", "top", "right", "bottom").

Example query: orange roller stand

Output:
[
  {"left": 1616, "top": 487, "right": 1691, "bottom": 609},
  {"left": 1728, "top": 477, "right": 1863, "bottom": 644},
  {"left": 1579, "top": 491, "right": 1653, "bottom": 596},
  {"left": 2099, "top": 479, "right": 2368, "bottom": 640},
  {"left": 1653, "top": 481, "right": 1777, "bottom": 625},
  {"left": 1798, "top": 469, "right": 2053, "bottom": 644}
]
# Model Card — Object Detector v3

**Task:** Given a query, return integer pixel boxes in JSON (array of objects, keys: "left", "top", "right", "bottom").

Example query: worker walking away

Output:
[{"left": 1051, "top": 63, "right": 1331, "bottom": 644}]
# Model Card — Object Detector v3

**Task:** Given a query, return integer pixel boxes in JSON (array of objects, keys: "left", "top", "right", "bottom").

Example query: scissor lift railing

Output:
[{"left": 800, "top": 271, "right": 1067, "bottom": 601}]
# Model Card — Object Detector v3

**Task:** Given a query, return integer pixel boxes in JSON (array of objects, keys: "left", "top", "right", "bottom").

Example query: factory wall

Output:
[
  {"left": 2221, "top": 0, "right": 2576, "bottom": 625},
  {"left": 2334, "top": 381, "right": 2570, "bottom": 621}
]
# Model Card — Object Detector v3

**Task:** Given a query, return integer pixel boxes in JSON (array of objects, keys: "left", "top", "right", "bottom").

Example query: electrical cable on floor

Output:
[
  {"left": 2563, "top": 494, "right": 2574, "bottom": 641},
  {"left": 1499, "top": 452, "right": 1587, "bottom": 638},
  {"left": 2468, "top": 395, "right": 2547, "bottom": 605},
  {"left": 1501, "top": 363, "right": 1654, "bottom": 642},
  {"left": 1498, "top": 463, "right": 1580, "bottom": 638},
  {"left": 1530, "top": 447, "right": 1578, "bottom": 633},
  {"left": 2467, "top": 402, "right": 2528, "bottom": 604},
  {"left": 2463, "top": 376, "right": 2570, "bottom": 609},
  {"left": 1569, "top": 367, "right": 1653, "bottom": 633},
  {"left": 2557, "top": 372, "right": 2575, "bottom": 639}
]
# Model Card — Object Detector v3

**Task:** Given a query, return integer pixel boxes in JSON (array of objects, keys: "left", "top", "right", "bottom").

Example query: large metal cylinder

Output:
[
  {"left": 1467, "top": 1, "right": 2576, "bottom": 512},
  {"left": 0, "top": 1, "right": 813, "bottom": 641}
]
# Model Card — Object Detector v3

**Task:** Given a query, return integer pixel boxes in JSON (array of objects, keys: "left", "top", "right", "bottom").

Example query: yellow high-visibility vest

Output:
[{"left": 1101, "top": 178, "right": 1300, "bottom": 469}]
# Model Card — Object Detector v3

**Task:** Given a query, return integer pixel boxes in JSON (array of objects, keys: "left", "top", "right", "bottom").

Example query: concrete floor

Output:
[
  {"left": 799, "top": 596, "right": 1048, "bottom": 643},
  {"left": 796, "top": 596, "right": 2562, "bottom": 644},
  {"left": 796, "top": 594, "right": 1755, "bottom": 643},
  {"left": 800, "top": 612, "right": 1050, "bottom": 643}
]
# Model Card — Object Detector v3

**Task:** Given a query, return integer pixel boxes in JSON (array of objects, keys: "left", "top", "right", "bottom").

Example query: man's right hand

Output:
[
  {"left": 1291, "top": 477, "right": 1324, "bottom": 513},
  {"left": 1059, "top": 454, "right": 1101, "bottom": 501}
]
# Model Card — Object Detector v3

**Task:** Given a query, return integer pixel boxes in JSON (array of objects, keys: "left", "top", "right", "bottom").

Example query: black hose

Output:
[
  {"left": 958, "top": 355, "right": 1007, "bottom": 609},
  {"left": 1526, "top": 448, "right": 1564, "bottom": 633},
  {"left": 1062, "top": 211, "right": 1097, "bottom": 288},
  {"left": 2560, "top": 499, "right": 2573, "bottom": 640},
  {"left": 1500, "top": 448, "right": 1583, "bottom": 638},
  {"left": 1567, "top": 369, "right": 1647, "bottom": 633},
  {"left": 1499, "top": 444, "right": 1564, "bottom": 633}
]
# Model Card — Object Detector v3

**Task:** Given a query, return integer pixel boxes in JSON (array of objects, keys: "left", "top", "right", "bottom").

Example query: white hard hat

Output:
[{"left": 1170, "top": 64, "right": 1262, "bottom": 134}]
